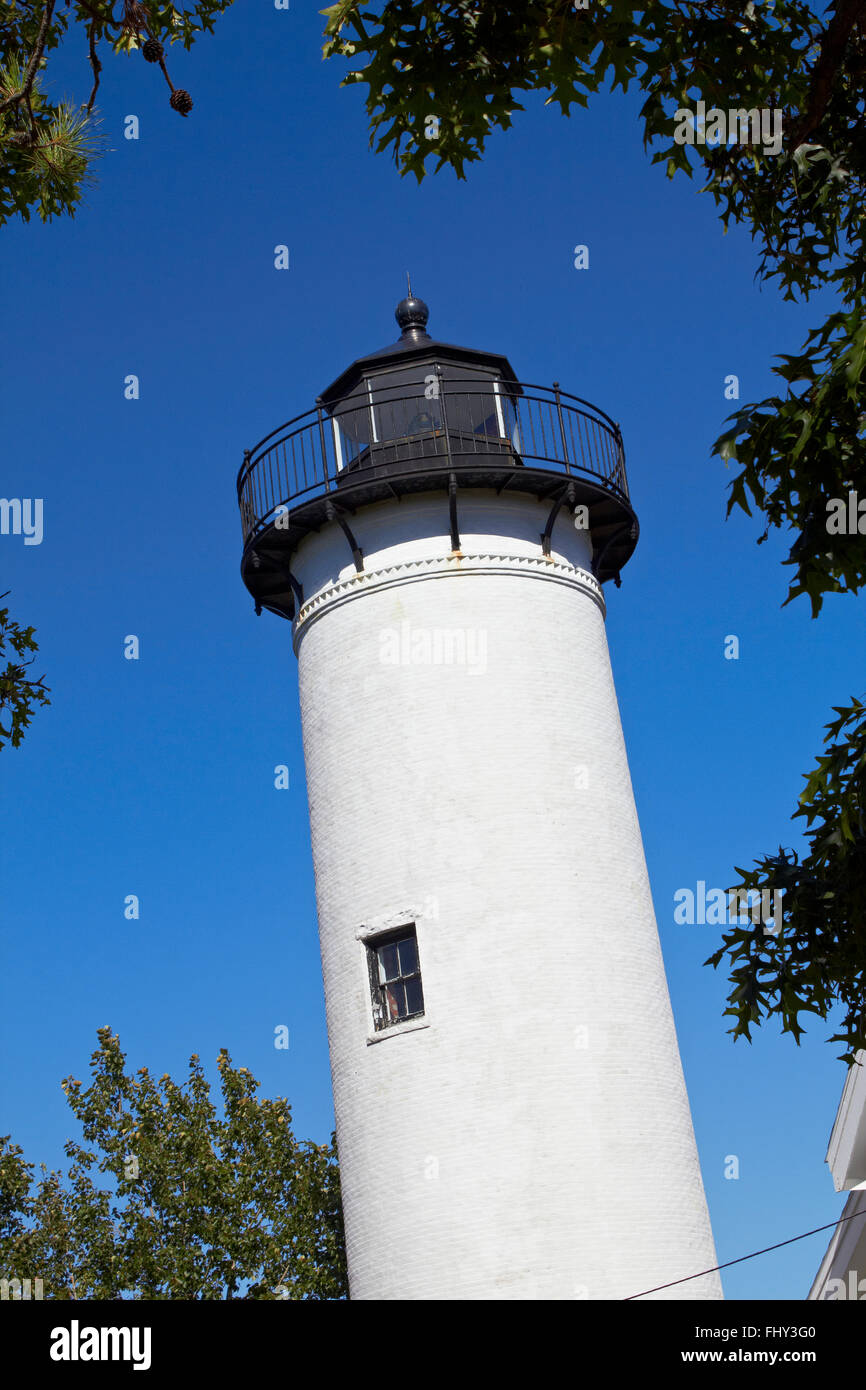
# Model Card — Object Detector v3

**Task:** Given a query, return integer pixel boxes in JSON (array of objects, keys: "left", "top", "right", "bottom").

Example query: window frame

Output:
[{"left": 365, "top": 924, "right": 425, "bottom": 1033}]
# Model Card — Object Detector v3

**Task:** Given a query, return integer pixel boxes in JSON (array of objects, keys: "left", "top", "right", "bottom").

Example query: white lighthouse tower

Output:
[{"left": 238, "top": 295, "right": 722, "bottom": 1301}]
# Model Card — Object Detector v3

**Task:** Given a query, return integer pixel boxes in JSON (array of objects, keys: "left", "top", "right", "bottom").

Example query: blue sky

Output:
[{"left": 2, "top": 2, "right": 863, "bottom": 1300}]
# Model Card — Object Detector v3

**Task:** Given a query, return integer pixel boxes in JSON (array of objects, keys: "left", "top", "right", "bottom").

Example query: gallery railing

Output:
[{"left": 238, "top": 373, "right": 628, "bottom": 546}]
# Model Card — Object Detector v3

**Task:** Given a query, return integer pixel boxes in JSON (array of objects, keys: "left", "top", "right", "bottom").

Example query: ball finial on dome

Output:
[{"left": 395, "top": 290, "right": 430, "bottom": 337}]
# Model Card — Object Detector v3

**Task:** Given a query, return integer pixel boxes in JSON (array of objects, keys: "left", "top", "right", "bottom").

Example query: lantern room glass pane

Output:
[
  {"left": 329, "top": 363, "right": 519, "bottom": 469},
  {"left": 437, "top": 367, "right": 503, "bottom": 441},
  {"left": 367, "top": 368, "right": 443, "bottom": 443},
  {"left": 332, "top": 385, "right": 373, "bottom": 455}
]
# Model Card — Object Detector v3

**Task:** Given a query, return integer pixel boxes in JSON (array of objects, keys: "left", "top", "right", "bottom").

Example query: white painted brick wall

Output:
[{"left": 291, "top": 490, "right": 722, "bottom": 1300}]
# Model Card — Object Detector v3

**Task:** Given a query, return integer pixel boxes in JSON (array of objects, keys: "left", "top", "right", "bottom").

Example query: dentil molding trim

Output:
[{"left": 293, "top": 551, "right": 605, "bottom": 645}]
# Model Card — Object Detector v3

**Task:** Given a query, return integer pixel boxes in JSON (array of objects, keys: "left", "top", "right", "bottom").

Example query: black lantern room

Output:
[{"left": 238, "top": 296, "right": 638, "bottom": 620}]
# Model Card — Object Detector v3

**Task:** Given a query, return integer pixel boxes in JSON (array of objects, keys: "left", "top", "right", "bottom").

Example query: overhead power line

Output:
[{"left": 625, "top": 1204, "right": 866, "bottom": 1300}]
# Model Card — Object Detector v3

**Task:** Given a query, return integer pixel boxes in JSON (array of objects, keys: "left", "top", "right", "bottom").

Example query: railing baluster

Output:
[
  {"left": 240, "top": 452, "right": 251, "bottom": 539},
  {"left": 568, "top": 410, "right": 579, "bottom": 473},
  {"left": 553, "top": 383, "right": 570, "bottom": 474},
  {"left": 535, "top": 399, "right": 545, "bottom": 461},
  {"left": 249, "top": 460, "right": 258, "bottom": 530},
  {"left": 584, "top": 417, "right": 594, "bottom": 477},
  {"left": 316, "top": 397, "right": 330, "bottom": 490},
  {"left": 437, "top": 367, "right": 452, "bottom": 468},
  {"left": 577, "top": 413, "right": 588, "bottom": 476},
  {"left": 543, "top": 400, "right": 553, "bottom": 463}
]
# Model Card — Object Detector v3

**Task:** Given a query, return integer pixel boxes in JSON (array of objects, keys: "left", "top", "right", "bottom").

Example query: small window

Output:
[{"left": 367, "top": 926, "right": 425, "bottom": 1031}]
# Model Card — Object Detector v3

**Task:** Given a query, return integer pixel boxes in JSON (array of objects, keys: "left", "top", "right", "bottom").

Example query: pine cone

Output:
[
  {"left": 142, "top": 37, "right": 164, "bottom": 63},
  {"left": 169, "top": 89, "right": 193, "bottom": 117}
]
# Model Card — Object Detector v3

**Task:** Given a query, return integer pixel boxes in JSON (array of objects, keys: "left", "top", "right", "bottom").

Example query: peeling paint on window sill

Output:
[{"left": 366, "top": 1017, "right": 431, "bottom": 1047}]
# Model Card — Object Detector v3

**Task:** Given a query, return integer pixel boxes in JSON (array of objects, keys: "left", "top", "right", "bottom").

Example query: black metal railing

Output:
[{"left": 238, "top": 371, "right": 628, "bottom": 546}]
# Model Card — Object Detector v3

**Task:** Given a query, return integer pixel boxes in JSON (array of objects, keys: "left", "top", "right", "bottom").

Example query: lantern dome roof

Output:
[{"left": 320, "top": 294, "right": 519, "bottom": 406}]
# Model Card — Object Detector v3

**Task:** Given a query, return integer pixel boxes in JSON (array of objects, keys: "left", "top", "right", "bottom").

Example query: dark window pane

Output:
[
  {"left": 334, "top": 388, "right": 373, "bottom": 447},
  {"left": 397, "top": 936, "right": 417, "bottom": 975},
  {"left": 438, "top": 370, "right": 500, "bottom": 439},
  {"left": 378, "top": 943, "right": 399, "bottom": 981},
  {"left": 473, "top": 411, "right": 500, "bottom": 437},
  {"left": 404, "top": 977, "right": 424, "bottom": 1016},
  {"left": 368, "top": 370, "right": 443, "bottom": 443}
]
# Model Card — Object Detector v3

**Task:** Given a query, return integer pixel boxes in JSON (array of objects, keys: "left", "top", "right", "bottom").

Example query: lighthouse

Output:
[{"left": 237, "top": 295, "right": 722, "bottom": 1301}]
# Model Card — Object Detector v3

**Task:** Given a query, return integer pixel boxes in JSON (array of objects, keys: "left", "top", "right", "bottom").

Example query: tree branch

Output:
[
  {"left": 0, "top": 0, "right": 57, "bottom": 115},
  {"left": 85, "top": 19, "right": 102, "bottom": 112},
  {"left": 790, "top": 0, "right": 866, "bottom": 146},
  {"left": 2, "top": 129, "right": 37, "bottom": 148}
]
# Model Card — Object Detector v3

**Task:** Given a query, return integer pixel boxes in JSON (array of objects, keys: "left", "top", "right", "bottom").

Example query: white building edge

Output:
[{"left": 809, "top": 1049, "right": 866, "bottom": 1300}]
